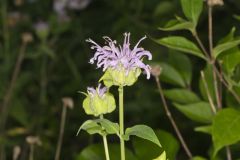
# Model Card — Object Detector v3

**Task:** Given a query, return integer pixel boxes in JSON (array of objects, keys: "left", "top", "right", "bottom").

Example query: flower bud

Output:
[
  {"left": 208, "top": 0, "right": 224, "bottom": 6},
  {"left": 21, "top": 32, "right": 33, "bottom": 44},
  {"left": 62, "top": 97, "right": 74, "bottom": 109},
  {"left": 82, "top": 84, "right": 116, "bottom": 116},
  {"left": 34, "top": 21, "right": 49, "bottom": 41},
  {"left": 150, "top": 64, "right": 162, "bottom": 77}
]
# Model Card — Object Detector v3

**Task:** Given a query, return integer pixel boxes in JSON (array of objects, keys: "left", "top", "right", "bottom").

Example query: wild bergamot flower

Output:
[
  {"left": 82, "top": 84, "right": 116, "bottom": 117},
  {"left": 86, "top": 33, "right": 152, "bottom": 86}
]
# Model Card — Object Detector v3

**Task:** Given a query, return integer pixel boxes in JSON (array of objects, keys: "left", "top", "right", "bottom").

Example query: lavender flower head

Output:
[
  {"left": 87, "top": 84, "right": 107, "bottom": 98},
  {"left": 87, "top": 33, "right": 152, "bottom": 79}
]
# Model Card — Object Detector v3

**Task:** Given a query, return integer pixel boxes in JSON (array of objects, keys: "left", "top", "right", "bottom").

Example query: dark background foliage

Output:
[{"left": 0, "top": 0, "right": 240, "bottom": 159}]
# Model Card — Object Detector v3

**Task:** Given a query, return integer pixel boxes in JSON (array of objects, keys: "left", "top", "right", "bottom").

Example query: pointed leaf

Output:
[
  {"left": 173, "top": 102, "right": 214, "bottom": 123},
  {"left": 124, "top": 125, "right": 161, "bottom": 148},
  {"left": 168, "top": 52, "right": 192, "bottom": 85},
  {"left": 154, "top": 36, "right": 205, "bottom": 59},
  {"left": 159, "top": 19, "right": 194, "bottom": 32},
  {"left": 194, "top": 125, "right": 212, "bottom": 135},
  {"left": 77, "top": 120, "right": 103, "bottom": 136},
  {"left": 163, "top": 89, "right": 200, "bottom": 104},
  {"left": 133, "top": 129, "right": 179, "bottom": 160},
  {"left": 180, "top": 0, "right": 203, "bottom": 25},
  {"left": 95, "top": 119, "right": 119, "bottom": 136},
  {"left": 158, "top": 62, "right": 185, "bottom": 87},
  {"left": 153, "top": 151, "right": 167, "bottom": 160},
  {"left": 192, "top": 156, "right": 207, "bottom": 160},
  {"left": 212, "top": 108, "right": 240, "bottom": 156},
  {"left": 214, "top": 39, "right": 240, "bottom": 58}
]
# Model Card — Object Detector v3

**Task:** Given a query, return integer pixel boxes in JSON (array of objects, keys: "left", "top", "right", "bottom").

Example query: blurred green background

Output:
[{"left": 0, "top": 0, "right": 240, "bottom": 159}]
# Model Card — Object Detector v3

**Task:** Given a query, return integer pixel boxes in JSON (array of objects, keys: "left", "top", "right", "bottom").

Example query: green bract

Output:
[
  {"left": 83, "top": 92, "right": 116, "bottom": 117},
  {"left": 100, "top": 67, "right": 141, "bottom": 87}
]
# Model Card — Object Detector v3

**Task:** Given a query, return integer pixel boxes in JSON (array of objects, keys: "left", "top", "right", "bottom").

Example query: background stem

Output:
[
  {"left": 208, "top": 4, "right": 231, "bottom": 159},
  {"left": 55, "top": 106, "right": 67, "bottom": 160},
  {"left": 29, "top": 145, "right": 34, "bottom": 160},
  {"left": 154, "top": 77, "right": 193, "bottom": 159},
  {"left": 0, "top": 42, "right": 27, "bottom": 131},
  {"left": 118, "top": 86, "right": 125, "bottom": 160}
]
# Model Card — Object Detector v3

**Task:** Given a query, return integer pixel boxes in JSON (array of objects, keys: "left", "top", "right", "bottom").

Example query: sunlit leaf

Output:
[
  {"left": 124, "top": 125, "right": 161, "bottom": 148},
  {"left": 212, "top": 108, "right": 240, "bottom": 156},
  {"left": 180, "top": 0, "right": 203, "bottom": 25}
]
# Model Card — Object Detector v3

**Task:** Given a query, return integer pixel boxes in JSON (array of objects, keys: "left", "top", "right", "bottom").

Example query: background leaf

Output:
[
  {"left": 154, "top": 36, "right": 205, "bottom": 59},
  {"left": 157, "top": 62, "right": 186, "bottom": 87},
  {"left": 75, "top": 144, "right": 138, "bottom": 160},
  {"left": 173, "top": 101, "right": 214, "bottom": 123},
  {"left": 164, "top": 89, "right": 200, "bottom": 104},
  {"left": 133, "top": 129, "right": 179, "bottom": 160},
  {"left": 168, "top": 52, "right": 193, "bottom": 86}
]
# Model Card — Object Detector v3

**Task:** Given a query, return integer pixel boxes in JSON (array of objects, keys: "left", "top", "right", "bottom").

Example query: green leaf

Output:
[
  {"left": 158, "top": 62, "right": 185, "bottom": 87},
  {"left": 163, "top": 89, "right": 200, "bottom": 104},
  {"left": 95, "top": 119, "right": 119, "bottom": 136},
  {"left": 75, "top": 144, "right": 138, "bottom": 160},
  {"left": 154, "top": 1, "right": 174, "bottom": 17},
  {"left": 192, "top": 156, "right": 207, "bottom": 160},
  {"left": 212, "top": 108, "right": 240, "bottom": 156},
  {"left": 154, "top": 36, "right": 205, "bottom": 59},
  {"left": 133, "top": 129, "right": 179, "bottom": 160},
  {"left": 77, "top": 119, "right": 119, "bottom": 136},
  {"left": 153, "top": 151, "right": 167, "bottom": 160},
  {"left": 124, "top": 125, "right": 161, "bottom": 148},
  {"left": 180, "top": 0, "right": 203, "bottom": 25},
  {"left": 168, "top": 52, "right": 193, "bottom": 85},
  {"left": 173, "top": 101, "right": 214, "bottom": 123},
  {"left": 199, "top": 65, "right": 216, "bottom": 102},
  {"left": 213, "top": 39, "right": 240, "bottom": 58},
  {"left": 194, "top": 125, "right": 212, "bottom": 135},
  {"left": 159, "top": 19, "right": 194, "bottom": 32},
  {"left": 77, "top": 120, "right": 103, "bottom": 136},
  {"left": 234, "top": 15, "right": 240, "bottom": 21}
]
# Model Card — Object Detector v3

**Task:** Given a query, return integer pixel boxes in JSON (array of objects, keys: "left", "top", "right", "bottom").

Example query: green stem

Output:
[
  {"left": 103, "top": 136, "right": 110, "bottom": 160},
  {"left": 100, "top": 115, "right": 110, "bottom": 160},
  {"left": 118, "top": 86, "right": 125, "bottom": 160}
]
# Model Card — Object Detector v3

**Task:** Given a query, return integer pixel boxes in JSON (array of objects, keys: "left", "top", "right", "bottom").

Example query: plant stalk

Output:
[
  {"left": 0, "top": 41, "right": 27, "bottom": 132},
  {"left": 208, "top": 5, "right": 221, "bottom": 110},
  {"left": 103, "top": 135, "right": 110, "bottom": 160},
  {"left": 29, "top": 145, "right": 34, "bottom": 160},
  {"left": 208, "top": 4, "right": 232, "bottom": 159},
  {"left": 118, "top": 86, "right": 125, "bottom": 160},
  {"left": 55, "top": 105, "right": 67, "bottom": 160},
  {"left": 154, "top": 76, "right": 193, "bottom": 159},
  {"left": 200, "top": 71, "right": 217, "bottom": 114}
]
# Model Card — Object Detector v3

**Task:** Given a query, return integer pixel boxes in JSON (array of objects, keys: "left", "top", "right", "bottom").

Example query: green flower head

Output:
[{"left": 82, "top": 84, "right": 116, "bottom": 117}]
